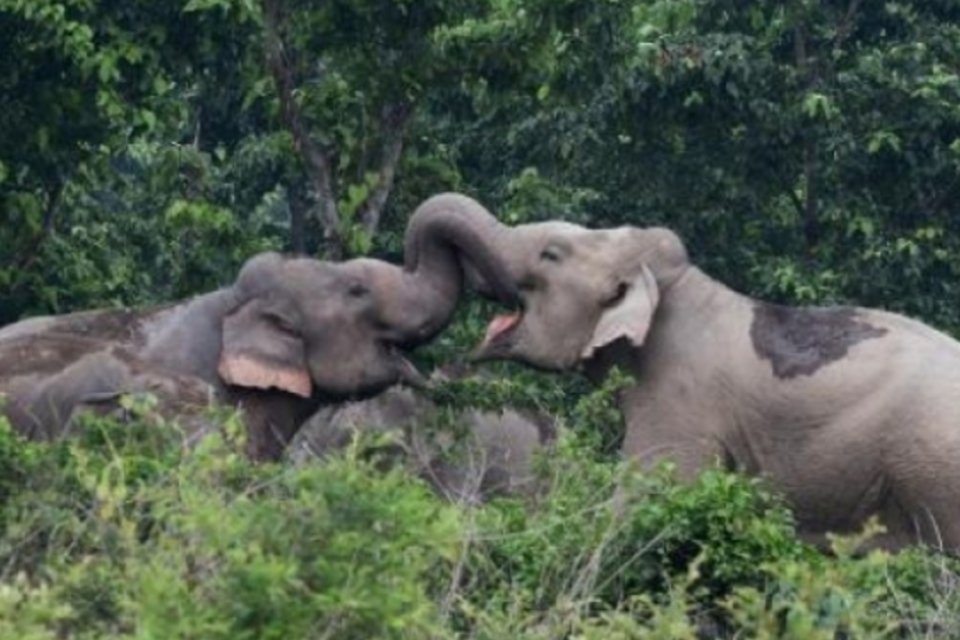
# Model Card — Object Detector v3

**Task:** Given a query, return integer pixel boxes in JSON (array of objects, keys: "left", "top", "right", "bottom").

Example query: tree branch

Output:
[
  {"left": 833, "top": 0, "right": 862, "bottom": 51},
  {"left": 919, "top": 173, "right": 960, "bottom": 218},
  {"left": 358, "top": 101, "right": 412, "bottom": 236},
  {"left": 288, "top": 182, "right": 308, "bottom": 255},
  {"left": 9, "top": 179, "right": 64, "bottom": 292},
  {"left": 794, "top": 23, "right": 820, "bottom": 251},
  {"left": 262, "top": 0, "right": 344, "bottom": 259}
]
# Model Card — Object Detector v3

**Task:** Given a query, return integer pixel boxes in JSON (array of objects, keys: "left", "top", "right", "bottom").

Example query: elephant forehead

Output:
[
  {"left": 296, "top": 259, "right": 399, "bottom": 302},
  {"left": 341, "top": 259, "right": 401, "bottom": 291},
  {"left": 284, "top": 259, "right": 339, "bottom": 290},
  {"left": 515, "top": 224, "right": 624, "bottom": 269},
  {"left": 750, "top": 304, "right": 889, "bottom": 379}
]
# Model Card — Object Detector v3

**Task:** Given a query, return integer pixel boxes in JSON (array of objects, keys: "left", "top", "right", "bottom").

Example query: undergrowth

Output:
[{"left": 0, "top": 380, "right": 957, "bottom": 639}]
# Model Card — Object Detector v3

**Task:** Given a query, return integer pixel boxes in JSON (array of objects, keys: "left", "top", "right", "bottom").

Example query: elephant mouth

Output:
[{"left": 476, "top": 311, "right": 523, "bottom": 354}]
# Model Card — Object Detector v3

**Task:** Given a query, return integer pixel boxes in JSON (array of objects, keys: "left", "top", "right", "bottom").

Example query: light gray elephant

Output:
[
  {"left": 0, "top": 193, "right": 518, "bottom": 461},
  {"left": 418, "top": 209, "right": 960, "bottom": 551},
  {"left": 286, "top": 380, "right": 555, "bottom": 503}
]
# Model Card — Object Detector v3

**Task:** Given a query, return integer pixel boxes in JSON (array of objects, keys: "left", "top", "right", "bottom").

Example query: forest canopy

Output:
[{"left": 3, "top": 0, "right": 959, "bottom": 325}]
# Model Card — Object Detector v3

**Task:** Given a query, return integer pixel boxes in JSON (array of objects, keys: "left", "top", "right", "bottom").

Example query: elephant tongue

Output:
[{"left": 481, "top": 312, "right": 521, "bottom": 348}]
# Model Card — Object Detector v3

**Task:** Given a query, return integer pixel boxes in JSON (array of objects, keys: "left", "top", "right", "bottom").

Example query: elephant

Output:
[
  {"left": 286, "top": 375, "right": 555, "bottom": 503},
  {"left": 421, "top": 207, "right": 960, "bottom": 551},
  {"left": 0, "top": 193, "right": 519, "bottom": 461}
]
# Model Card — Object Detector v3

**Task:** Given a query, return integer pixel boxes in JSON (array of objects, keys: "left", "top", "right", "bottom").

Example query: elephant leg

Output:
[
  {"left": 877, "top": 483, "right": 960, "bottom": 553},
  {"left": 227, "top": 390, "right": 317, "bottom": 461},
  {"left": 799, "top": 496, "right": 960, "bottom": 555},
  {"left": 622, "top": 418, "right": 725, "bottom": 482},
  {"left": 869, "top": 425, "right": 960, "bottom": 553},
  {"left": 619, "top": 384, "right": 728, "bottom": 481}
]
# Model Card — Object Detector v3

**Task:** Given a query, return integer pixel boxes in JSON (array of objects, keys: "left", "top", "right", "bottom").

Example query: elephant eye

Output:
[
  {"left": 347, "top": 283, "right": 370, "bottom": 298},
  {"left": 540, "top": 247, "right": 562, "bottom": 263},
  {"left": 603, "top": 282, "right": 629, "bottom": 308}
]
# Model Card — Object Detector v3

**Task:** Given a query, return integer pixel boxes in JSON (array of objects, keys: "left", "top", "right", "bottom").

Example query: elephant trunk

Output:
[{"left": 389, "top": 193, "right": 520, "bottom": 344}]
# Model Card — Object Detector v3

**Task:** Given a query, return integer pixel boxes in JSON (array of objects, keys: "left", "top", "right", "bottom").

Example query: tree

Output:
[{"left": 179, "top": 0, "right": 504, "bottom": 259}]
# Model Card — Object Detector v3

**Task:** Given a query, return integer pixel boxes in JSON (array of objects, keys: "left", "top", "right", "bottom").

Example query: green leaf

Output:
[
  {"left": 801, "top": 92, "right": 836, "bottom": 120},
  {"left": 141, "top": 110, "right": 157, "bottom": 131},
  {"left": 866, "top": 130, "right": 901, "bottom": 154},
  {"left": 183, "top": 0, "right": 230, "bottom": 12}
]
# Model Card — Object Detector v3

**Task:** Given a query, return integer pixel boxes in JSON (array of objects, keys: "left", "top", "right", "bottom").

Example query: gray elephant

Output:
[
  {"left": 287, "top": 380, "right": 555, "bottom": 503},
  {"left": 0, "top": 193, "right": 518, "bottom": 461},
  {"left": 422, "top": 207, "right": 960, "bottom": 551}
]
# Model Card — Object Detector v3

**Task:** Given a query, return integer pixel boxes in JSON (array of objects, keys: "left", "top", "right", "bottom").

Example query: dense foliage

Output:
[
  {"left": 3, "top": 0, "right": 960, "bottom": 636},
  {"left": 1, "top": 383, "right": 958, "bottom": 638},
  {"left": 4, "top": 0, "right": 960, "bottom": 323}
]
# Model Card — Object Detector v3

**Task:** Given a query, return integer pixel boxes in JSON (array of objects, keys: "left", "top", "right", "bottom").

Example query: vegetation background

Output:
[{"left": 2, "top": 0, "right": 960, "bottom": 636}]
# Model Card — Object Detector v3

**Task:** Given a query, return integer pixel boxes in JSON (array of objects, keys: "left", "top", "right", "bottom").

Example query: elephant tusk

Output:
[
  {"left": 388, "top": 344, "right": 428, "bottom": 389},
  {"left": 397, "top": 357, "right": 428, "bottom": 389}
]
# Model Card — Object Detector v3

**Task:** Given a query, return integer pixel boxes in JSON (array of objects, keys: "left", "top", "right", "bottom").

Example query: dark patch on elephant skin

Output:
[{"left": 750, "top": 304, "right": 888, "bottom": 379}]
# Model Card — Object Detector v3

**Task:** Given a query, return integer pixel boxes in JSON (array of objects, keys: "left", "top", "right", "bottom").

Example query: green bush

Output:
[
  {"left": 1, "top": 400, "right": 959, "bottom": 638},
  {"left": 453, "top": 447, "right": 805, "bottom": 637},
  {"left": 0, "top": 412, "right": 462, "bottom": 639}
]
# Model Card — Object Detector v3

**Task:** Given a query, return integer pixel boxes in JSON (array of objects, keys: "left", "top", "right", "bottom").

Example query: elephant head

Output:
[
  {"left": 216, "top": 193, "right": 521, "bottom": 399},
  {"left": 408, "top": 209, "right": 689, "bottom": 370},
  {"left": 0, "top": 194, "right": 522, "bottom": 460}
]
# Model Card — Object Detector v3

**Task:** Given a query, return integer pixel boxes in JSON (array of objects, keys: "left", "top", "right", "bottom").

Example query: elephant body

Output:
[
  {"left": 0, "top": 194, "right": 519, "bottom": 461},
  {"left": 287, "top": 384, "right": 554, "bottom": 503},
  {"left": 588, "top": 267, "right": 960, "bottom": 549},
  {"left": 416, "top": 208, "right": 960, "bottom": 550}
]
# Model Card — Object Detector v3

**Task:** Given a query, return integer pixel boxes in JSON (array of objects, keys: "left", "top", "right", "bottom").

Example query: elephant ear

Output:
[
  {"left": 217, "top": 299, "right": 313, "bottom": 398},
  {"left": 582, "top": 265, "right": 660, "bottom": 360}
]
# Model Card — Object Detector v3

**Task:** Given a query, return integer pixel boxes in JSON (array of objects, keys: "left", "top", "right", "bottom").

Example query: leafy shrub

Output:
[
  {"left": 0, "top": 411, "right": 462, "bottom": 638},
  {"left": 1, "top": 396, "right": 959, "bottom": 638},
  {"left": 453, "top": 444, "right": 804, "bottom": 637}
]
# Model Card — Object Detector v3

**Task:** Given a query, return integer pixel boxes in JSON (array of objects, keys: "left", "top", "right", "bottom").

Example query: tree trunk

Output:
[
  {"left": 358, "top": 102, "right": 412, "bottom": 237},
  {"left": 262, "top": 0, "right": 345, "bottom": 260},
  {"left": 288, "top": 183, "right": 307, "bottom": 255},
  {"left": 10, "top": 179, "right": 63, "bottom": 277},
  {"left": 793, "top": 22, "right": 819, "bottom": 252}
]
